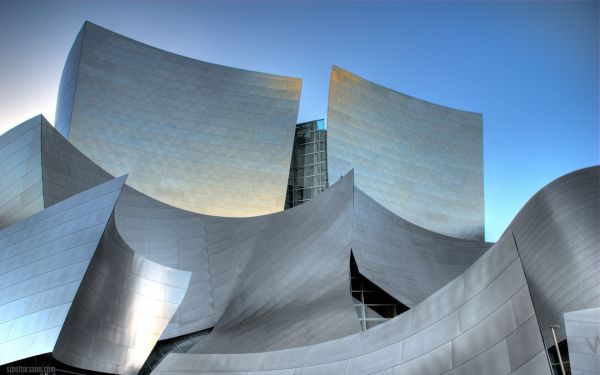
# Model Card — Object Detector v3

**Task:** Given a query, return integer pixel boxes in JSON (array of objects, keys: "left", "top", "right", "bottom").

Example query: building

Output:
[
  {"left": 0, "top": 21, "right": 598, "bottom": 375},
  {"left": 56, "top": 22, "right": 301, "bottom": 218},
  {"left": 285, "top": 119, "right": 328, "bottom": 209},
  {"left": 328, "top": 66, "right": 484, "bottom": 241}
]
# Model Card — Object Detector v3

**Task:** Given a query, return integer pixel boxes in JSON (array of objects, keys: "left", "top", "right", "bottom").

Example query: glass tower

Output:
[{"left": 285, "top": 119, "right": 328, "bottom": 208}]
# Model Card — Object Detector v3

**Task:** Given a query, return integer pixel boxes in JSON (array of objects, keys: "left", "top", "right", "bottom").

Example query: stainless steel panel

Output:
[
  {"left": 509, "top": 167, "right": 600, "bottom": 347},
  {"left": 327, "top": 66, "right": 484, "bottom": 240},
  {"left": 52, "top": 215, "right": 191, "bottom": 375},
  {"left": 0, "top": 116, "right": 43, "bottom": 229},
  {"left": 352, "top": 187, "right": 488, "bottom": 308},
  {"left": 0, "top": 176, "right": 125, "bottom": 365},
  {"left": 564, "top": 308, "right": 600, "bottom": 375},
  {"left": 55, "top": 22, "right": 301, "bottom": 217},
  {"left": 151, "top": 171, "right": 566, "bottom": 374}
]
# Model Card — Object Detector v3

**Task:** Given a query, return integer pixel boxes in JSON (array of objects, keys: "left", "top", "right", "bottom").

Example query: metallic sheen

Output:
[
  {"left": 327, "top": 66, "right": 484, "bottom": 240},
  {"left": 55, "top": 22, "right": 302, "bottom": 217}
]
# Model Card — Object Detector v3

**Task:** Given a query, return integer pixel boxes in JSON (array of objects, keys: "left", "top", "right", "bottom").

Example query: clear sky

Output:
[{"left": 0, "top": 1, "right": 597, "bottom": 241}]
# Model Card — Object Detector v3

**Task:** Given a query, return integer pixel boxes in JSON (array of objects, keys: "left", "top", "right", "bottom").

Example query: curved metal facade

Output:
[
  {"left": 114, "top": 170, "right": 486, "bottom": 345},
  {"left": 564, "top": 308, "right": 600, "bottom": 375},
  {"left": 508, "top": 167, "right": 600, "bottom": 348},
  {"left": 0, "top": 115, "right": 114, "bottom": 230},
  {"left": 0, "top": 147, "right": 191, "bottom": 374},
  {"left": 0, "top": 116, "right": 44, "bottom": 229},
  {"left": 55, "top": 22, "right": 302, "bottom": 217},
  {"left": 352, "top": 187, "right": 490, "bottom": 307},
  {"left": 152, "top": 233, "right": 550, "bottom": 375},
  {"left": 0, "top": 176, "right": 125, "bottom": 365},
  {"left": 53, "top": 216, "right": 190, "bottom": 375},
  {"left": 327, "top": 66, "right": 484, "bottom": 240},
  {"left": 2, "top": 21, "right": 598, "bottom": 375},
  {"left": 150, "top": 166, "right": 598, "bottom": 375},
  {"left": 115, "top": 172, "right": 361, "bottom": 349}
]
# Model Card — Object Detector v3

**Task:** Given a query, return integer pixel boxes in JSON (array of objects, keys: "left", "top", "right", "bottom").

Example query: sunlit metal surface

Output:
[
  {"left": 55, "top": 22, "right": 301, "bottom": 217},
  {"left": 114, "top": 170, "right": 486, "bottom": 349},
  {"left": 1, "top": 112, "right": 597, "bottom": 374},
  {"left": 352, "top": 186, "right": 490, "bottom": 307},
  {"left": 117, "top": 170, "right": 361, "bottom": 350},
  {"left": 327, "top": 66, "right": 484, "bottom": 240},
  {"left": 0, "top": 176, "right": 126, "bottom": 365},
  {"left": 0, "top": 116, "right": 44, "bottom": 229},
  {"left": 152, "top": 225, "right": 550, "bottom": 374},
  {"left": 52, "top": 216, "right": 191, "bottom": 375},
  {"left": 0, "top": 115, "right": 114, "bottom": 230},
  {"left": 1, "top": 19, "right": 596, "bottom": 371},
  {"left": 151, "top": 166, "right": 598, "bottom": 374},
  {"left": 564, "top": 308, "right": 600, "bottom": 375},
  {"left": 509, "top": 167, "right": 600, "bottom": 348}
]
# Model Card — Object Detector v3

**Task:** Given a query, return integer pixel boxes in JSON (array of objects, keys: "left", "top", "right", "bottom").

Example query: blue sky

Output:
[{"left": 0, "top": 1, "right": 597, "bottom": 241}]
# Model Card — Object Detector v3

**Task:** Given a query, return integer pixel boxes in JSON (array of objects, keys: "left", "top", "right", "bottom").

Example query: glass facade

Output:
[
  {"left": 350, "top": 253, "right": 409, "bottom": 330},
  {"left": 139, "top": 329, "right": 213, "bottom": 375},
  {"left": 548, "top": 340, "right": 571, "bottom": 375},
  {"left": 285, "top": 120, "right": 328, "bottom": 209}
]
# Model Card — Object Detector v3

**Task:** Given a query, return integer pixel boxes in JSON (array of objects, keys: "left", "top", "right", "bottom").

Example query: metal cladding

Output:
[
  {"left": 0, "top": 150, "right": 191, "bottom": 373},
  {"left": 151, "top": 231, "right": 550, "bottom": 374},
  {"left": 52, "top": 215, "right": 191, "bottom": 374},
  {"left": 508, "top": 166, "right": 600, "bottom": 348},
  {"left": 0, "top": 176, "right": 125, "bottom": 365},
  {"left": 116, "top": 171, "right": 361, "bottom": 350},
  {"left": 327, "top": 66, "right": 484, "bottom": 240},
  {"left": 0, "top": 115, "right": 113, "bottom": 230},
  {"left": 113, "top": 170, "right": 486, "bottom": 348},
  {"left": 564, "top": 308, "right": 600, "bottom": 375},
  {"left": 2, "top": 20, "right": 598, "bottom": 375},
  {"left": 149, "top": 166, "right": 598, "bottom": 375},
  {"left": 0, "top": 116, "right": 44, "bottom": 228},
  {"left": 55, "top": 21, "right": 302, "bottom": 217},
  {"left": 353, "top": 186, "right": 490, "bottom": 307}
]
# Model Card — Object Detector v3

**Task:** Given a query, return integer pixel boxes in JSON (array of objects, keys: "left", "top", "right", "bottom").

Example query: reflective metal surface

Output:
[
  {"left": 55, "top": 22, "right": 302, "bottom": 217},
  {"left": 0, "top": 176, "right": 126, "bottom": 365},
  {"left": 0, "top": 115, "right": 114, "bottom": 230},
  {"left": 114, "top": 169, "right": 485, "bottom": 347},
  {"left": 327, "top": 66, "right": 484, "bottom": 240},
  {"left": 353, "top": 186, "right": 489, "bottom": 307},
  {"left": 509, "top": 167, "right": 600, "bottom": 348},
  {"left": 150, "top": 166, "right": 598, "bottom": 375},
  {"left": 0, "top": 118, "right": 193, "bottom": 373},
  {"left": 0, "top": 116, "right": 44, "bottom": 228},
  {"left": 151, "top": 220, "right": 550, "bottom": 374},
  {"left": 53, "top": 215, "right": 191, "bottom": 375},
  {"left": 564, "top": 308, "right": 600, "bottom": 375},
  {"left": 117, "top": 170, "right": 361, "bottom": 350},
  {"left": 1, "top": 21, "right": 597, "bottom": 374}
]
